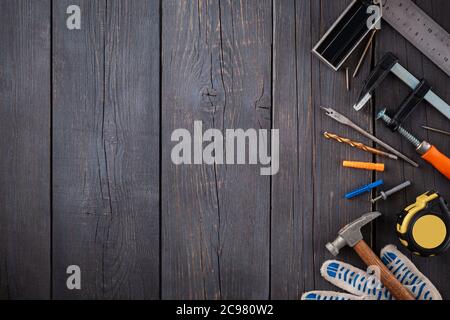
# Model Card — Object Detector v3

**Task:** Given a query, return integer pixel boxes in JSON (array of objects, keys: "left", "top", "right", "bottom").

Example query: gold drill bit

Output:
[{"left": 323, "top": 132, "right": 398, "bottom": 160}]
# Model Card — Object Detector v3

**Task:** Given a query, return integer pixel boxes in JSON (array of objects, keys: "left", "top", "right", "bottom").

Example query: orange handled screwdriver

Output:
[{"left": 377, "top": 109, "right": 450, "bottom": 179}]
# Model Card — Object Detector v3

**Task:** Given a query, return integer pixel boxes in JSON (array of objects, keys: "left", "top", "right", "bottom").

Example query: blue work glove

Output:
[{"left": 302, "top": 245, "right": 442, "bottom": 300}]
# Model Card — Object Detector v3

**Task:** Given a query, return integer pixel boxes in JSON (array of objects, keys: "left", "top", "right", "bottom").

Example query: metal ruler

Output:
[{"left": 381, "top": 0, "right": 450, "bottom": 76}]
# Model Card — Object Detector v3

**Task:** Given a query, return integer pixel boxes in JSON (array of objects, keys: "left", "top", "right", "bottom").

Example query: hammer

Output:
[{"left": 326, "top": 212, "right": 414, "bottom": 300}]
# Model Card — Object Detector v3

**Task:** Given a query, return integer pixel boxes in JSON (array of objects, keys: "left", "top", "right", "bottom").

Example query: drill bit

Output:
[
  {"left": 321, "top": 106, "right": 419, "bottom": 167},
  {"left": 324, "top": 132, "right": 398, "bottom": 160},
  {"left": 377, "top": 109, "right": 450, "bottom": 179}
]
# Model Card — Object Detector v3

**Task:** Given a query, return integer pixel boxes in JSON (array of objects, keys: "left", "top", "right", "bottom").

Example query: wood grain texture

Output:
[
  {"left": 310, "top": 0, "right": 375, "bottom": 291},
  {"left": 0, "top": 0, "right": 448, "bottom": 300},
  {"left": 374, "top": 0, "right": 450, "bottom": 299},
  {"left": 161, "top": 0, "right": 271, "bottom": 299},
  {"left": 52, "top": 0, "right": 160, "bottom": 299},
  {"left": 271, "top": 0, "right": 314, "bottom": 299},
  {"left": 0, "top": 0, "right": 51, "bottom": 299}
]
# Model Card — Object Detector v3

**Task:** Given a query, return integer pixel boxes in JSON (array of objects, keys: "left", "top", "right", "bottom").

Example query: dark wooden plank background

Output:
[
  {"left": 52, "top": 0, "right": 160, "bottom": 299},
  {"left": 161, "top": 0, "right": 271, "bottom": 299},
  {"left": 0, "top": 0, "right": 449, "bottom": 300},
  {"left": 0, "top": 0, "right": 51, "bottom": 299}
]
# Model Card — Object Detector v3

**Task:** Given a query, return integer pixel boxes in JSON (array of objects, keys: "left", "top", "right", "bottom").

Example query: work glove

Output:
[{"left": 301, "top": 245, "right": 441, "bottom": 300}]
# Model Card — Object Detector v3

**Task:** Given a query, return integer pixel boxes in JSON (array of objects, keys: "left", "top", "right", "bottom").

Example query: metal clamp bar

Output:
[{"left": 391, "top": 63, "right": 450, "bottom": 120}]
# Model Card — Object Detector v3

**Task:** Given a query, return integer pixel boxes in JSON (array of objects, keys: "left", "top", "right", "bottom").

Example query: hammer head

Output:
[{"left": 326, "top": 212, "right": 381, "bottom": 256}]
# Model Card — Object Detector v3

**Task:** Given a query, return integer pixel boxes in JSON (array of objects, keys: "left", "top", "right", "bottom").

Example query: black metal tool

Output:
[
  {"left": 353, "top": 52, "right": 450, "bottom": 123},
  {"left": 312, "top": 0, "right": 380, "bottom": 71}
]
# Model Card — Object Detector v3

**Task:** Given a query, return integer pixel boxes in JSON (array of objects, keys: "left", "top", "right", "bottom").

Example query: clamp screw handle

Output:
[{"left": 376, "top": 109, "right": 421, "bottom": 147}]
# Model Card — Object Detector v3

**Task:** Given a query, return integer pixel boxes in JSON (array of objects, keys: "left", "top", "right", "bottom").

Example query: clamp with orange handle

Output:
[
  {"left": 377, "top": 109, "right": 450, "bottom": 179},
  {"left": 418, "top": 143, "right": 450, "bottom": 179}
]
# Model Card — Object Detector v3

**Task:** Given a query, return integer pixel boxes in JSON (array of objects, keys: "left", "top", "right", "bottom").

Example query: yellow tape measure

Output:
[{"left": 397, "top": 191, "right": 450, "bottom": 257}]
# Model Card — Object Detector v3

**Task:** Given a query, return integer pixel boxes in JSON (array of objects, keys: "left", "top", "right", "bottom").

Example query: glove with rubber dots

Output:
[{"left": 302, "top": 245, "right": 441, "bottom": 300}]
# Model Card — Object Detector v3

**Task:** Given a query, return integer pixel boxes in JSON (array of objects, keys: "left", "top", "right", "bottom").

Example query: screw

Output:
[
  {"left": 376, "top": 109, "right": 421, "bottom": 148},
  {"left": 370, "top": 181, "right": 412, "bottom": 203}
]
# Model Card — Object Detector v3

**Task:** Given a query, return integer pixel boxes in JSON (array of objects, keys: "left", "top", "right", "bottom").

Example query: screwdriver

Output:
[
  {"left": 377, "top": 109, "right": 450, "bottom": 179},
  {"left": 371, "top": 181, "right": 411, "bottom": 203}
]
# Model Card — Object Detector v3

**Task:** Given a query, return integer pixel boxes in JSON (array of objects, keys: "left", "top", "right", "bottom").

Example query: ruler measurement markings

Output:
[{"left": 382, "top": 0, "right": 450, "bottom": 76}]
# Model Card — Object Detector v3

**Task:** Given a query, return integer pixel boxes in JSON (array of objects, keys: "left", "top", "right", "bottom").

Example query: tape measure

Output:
[
  {"left": 397, "top": 191, "right": 450, "bottom": 257},
  {"left": 381, "top": 0, "right": 450, "bottom": 76}
]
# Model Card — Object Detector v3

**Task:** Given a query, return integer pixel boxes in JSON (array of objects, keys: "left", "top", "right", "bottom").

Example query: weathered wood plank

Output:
[
  {"left": 271, "top": 0, "right": 315, "bottom": 299},
  {"left": 310, "top": 0, "right": 375, "bottom": 291},
  {"left": 52, "top": 0, "right": 160, "bottom": 299},
  {"left": 0, "top": 0, "right": 51, "bottom": 299},
  {"left": 161, "top": 0, "right": 271, "bottom": 299},
  {"left": 375, "top": 0, "right": 450, "bottom": 299},
  {"left": 0, "top": 0, "right": 447, "bottom": 301}
]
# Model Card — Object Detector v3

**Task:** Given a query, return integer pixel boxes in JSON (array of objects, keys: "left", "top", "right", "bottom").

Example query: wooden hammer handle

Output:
[{"left": 353, "top": 240, "right": 414, "bottom": 300}]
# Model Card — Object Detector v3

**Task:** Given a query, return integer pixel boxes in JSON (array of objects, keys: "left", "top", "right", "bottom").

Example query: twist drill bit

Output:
[
  {"left": 323, "top": 132, "right": 398, "bottom": 160},
  {"left": 321, "top": 107, "right": 418, "bottom": 167}
]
